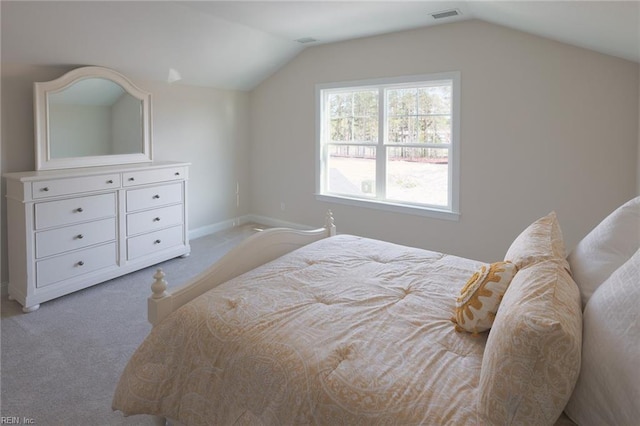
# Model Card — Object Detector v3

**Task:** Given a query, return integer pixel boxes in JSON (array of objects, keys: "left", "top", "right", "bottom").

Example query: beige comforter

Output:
[{"left": 113, "top": 235, "right": 488, "bottom": 425}]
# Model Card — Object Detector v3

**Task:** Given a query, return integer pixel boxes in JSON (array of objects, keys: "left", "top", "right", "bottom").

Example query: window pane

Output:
[
  {"left": 353, "top": 91, "right": 378, "bottom": 117},
  {"left": 353, "top": 117, "right": 378, "bottom": 143},
  {"left": 387, "top": 88, "right": 417, "bottom": 116},
  {"left": 386, "top": 147, "right": 449, "bottom": 206},
  {"left": 329, "top": 93, "right": 352, "bottom": 118},
  {"left": 418, "top": 85, "right": 452, "bottom": 115},
  {"left": 330, "top": 117, "right": 352, "bottom": 142},
  {"left": 388, "top": 116, "right": 414, "bottom": 143},
  {"left": 328, "top": 90, "right": 378, "bottom": 143},
  {"left": 386, "top": 84, "right": 452, "bottom": 145},
  {"left": 327, "top": 145, "right": 376, "bottom": 197},
  {"left": 420, "top": 116, "right": 452, "bottom": 144}
]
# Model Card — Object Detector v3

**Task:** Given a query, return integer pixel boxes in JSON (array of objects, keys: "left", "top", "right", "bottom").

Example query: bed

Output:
[{"left": 113, "top": 199, "right": 640, "bottom": 426}]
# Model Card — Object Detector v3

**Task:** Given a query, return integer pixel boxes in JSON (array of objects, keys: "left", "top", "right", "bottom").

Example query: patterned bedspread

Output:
[{"left": 113, "top": 235, "right": 488, "bottom": 425}]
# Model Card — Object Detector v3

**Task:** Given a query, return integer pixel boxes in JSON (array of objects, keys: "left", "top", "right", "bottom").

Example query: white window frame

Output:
[{"left": 315, "top": 72, "right": 460, "bottom": 220}]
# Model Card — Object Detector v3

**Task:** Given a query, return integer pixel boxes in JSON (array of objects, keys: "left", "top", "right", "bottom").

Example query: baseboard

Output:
[
  {"left": 189, "top": 214, "right": 314, "bottom": 241},
  {"left": 244, "top": 214, "right": 314, "bottom": 230},
  {"left": 188, "top": 215, "right": 253, "bottom": 240}
]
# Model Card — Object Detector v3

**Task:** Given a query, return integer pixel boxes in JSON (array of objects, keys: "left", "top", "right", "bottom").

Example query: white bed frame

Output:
[{"left": 148, "top": 211, "right": 336, "bottom": 326}]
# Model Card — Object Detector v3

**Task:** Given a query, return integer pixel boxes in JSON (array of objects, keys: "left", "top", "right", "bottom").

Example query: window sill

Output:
[{"left": 315, "top": 194, "right": 460, "bottom": 221}]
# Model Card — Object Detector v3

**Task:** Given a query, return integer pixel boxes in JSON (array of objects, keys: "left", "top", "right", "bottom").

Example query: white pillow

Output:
[
  {"left": 565, "top": 249, "right": 640, "bottom": 426},
  {"left": 568, "top": 196, "right": 640, "bottom": 308}
]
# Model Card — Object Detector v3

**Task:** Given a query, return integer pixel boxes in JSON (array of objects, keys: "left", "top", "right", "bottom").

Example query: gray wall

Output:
[
  {"left": 249, "top": 20, "right": 639, "bottom": 262},
  {"left": 1, "top": 20, "right": 639, "bottom": 286}
]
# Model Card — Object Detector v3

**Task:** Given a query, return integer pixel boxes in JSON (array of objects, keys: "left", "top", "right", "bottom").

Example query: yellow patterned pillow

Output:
[{"left": 452, "top": 261, "right": 517, "bottom": 334}]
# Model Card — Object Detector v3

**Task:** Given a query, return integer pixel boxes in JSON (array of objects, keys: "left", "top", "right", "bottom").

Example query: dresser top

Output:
[{"left": 4, "top": 161, "right": 190, "bottom": 182}]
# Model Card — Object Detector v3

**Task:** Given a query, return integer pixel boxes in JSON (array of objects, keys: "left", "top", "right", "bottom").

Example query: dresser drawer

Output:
[
  {"left": 127, "top": 225, "right": 184, "bottom": 260},
  {"left": 35, "top": 193, "right": 116, "bottom": 230},
  {"left": 127, "top": 204, "right": 183, "bottom": 236},
  {"left": 36, "top": 242, "right": 117, "bottom": 288},
  {"left": 35, "top": 217, "right": 117, "bottom": 259},
  {"left": 126, "top": 183, "right": 183, "bottom": 212},
  {"left": 123, "top": 166, "right": 186, "bottom": 187},
  {"left": 32, "top": 174, "right": 120, "bottom": 199}
]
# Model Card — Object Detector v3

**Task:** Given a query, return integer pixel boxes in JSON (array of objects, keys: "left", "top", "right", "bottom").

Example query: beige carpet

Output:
[{"left": 1, "top": 223, "right": 264, "bottom": 425}]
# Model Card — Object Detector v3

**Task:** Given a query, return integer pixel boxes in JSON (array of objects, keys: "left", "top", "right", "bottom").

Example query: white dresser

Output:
[{"left": 4, "top": 161, "right": 190, "bottom": 312}]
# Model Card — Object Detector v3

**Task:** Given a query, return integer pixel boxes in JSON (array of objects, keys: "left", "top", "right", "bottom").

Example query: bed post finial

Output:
[
  {"left": 325, "top": 210, "right": 336, "bottom": 236},
  {"left": 151, "top": 268, "right": 169, "bottom": 299}
]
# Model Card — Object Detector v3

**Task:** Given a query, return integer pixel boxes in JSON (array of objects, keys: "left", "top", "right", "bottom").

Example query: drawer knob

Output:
[
  {"left": 154, "top": 239, "right": 162, "bottom": 245},
  {"left": 153, "top": 194, "right": 161, "bottom": 199},
  {"left": 107, "top": 179, "right": 114, "bottom": 184},
  {"left": 76, "top": 234, "right": 84, "bottom": 239},
  {"left": 174, "top": 172, "right": 180, "bottom": 176},
  {"left": 76, "top": 207, "right": 84, "bottom": 213},
  {"left": 153, "top": 217, "right": 161, "bottom": 222},
  {"left": 77, "top": 261, "right": 85, "bottom": 267},
  {"left": 128, "top": 177, "right": 135, "bottom": 181},
  {"left": 42, "top": 187, "right": 50, "bottom": 192}
]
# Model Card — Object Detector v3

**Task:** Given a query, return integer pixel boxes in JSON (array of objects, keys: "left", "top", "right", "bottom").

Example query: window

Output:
[{"left": 316, "top": 72, "right": 460, "bottom": 219}]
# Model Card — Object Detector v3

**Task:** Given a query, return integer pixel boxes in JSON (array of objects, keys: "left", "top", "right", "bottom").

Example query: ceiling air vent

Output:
[
  {"left": 430, "top": 9, "right": 461, "bottom": 20},
  {"left": 295, "top": 37, "right": 318, "bottom": 44}
]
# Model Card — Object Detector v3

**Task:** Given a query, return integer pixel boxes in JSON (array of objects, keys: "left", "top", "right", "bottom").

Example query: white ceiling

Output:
[{"left": 2, "top": 1, "right": 638, "bottom": 90}]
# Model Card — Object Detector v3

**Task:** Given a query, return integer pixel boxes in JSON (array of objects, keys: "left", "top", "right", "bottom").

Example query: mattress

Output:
[{"left": 113, "top": 234, "right": 489, "bottom": 425}]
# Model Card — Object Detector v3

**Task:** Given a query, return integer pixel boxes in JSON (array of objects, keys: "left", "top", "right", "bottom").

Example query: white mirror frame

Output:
[{"left": 34, "top": 66, "right": 153, "bottom": 170}]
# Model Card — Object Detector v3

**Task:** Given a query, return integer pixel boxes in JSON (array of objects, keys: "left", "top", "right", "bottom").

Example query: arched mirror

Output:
[{"left": 34, "top": 66, "right": 152, "bottom": 170}]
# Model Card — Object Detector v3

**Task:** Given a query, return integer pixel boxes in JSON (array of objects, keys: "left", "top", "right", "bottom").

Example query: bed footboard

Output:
[{"left": 148, "top": 211, "right": 336, "bottom": 326}]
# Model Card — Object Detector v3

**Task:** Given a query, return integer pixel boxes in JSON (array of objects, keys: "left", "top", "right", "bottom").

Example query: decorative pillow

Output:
[
  {"left": 565, "top": 249, "right": 640, "bottom": 426},
  {"left": 477, "top": 259, "right": 582, "bottom": 425},
  {"left": 504, "top": 211, "right": 568, "bottom": 271},
  {"left": 452, "top": 261, "right": 517, "bottom": 334},
  {"left": 567, "top": 196, "right": 640, "bottom": 308}
]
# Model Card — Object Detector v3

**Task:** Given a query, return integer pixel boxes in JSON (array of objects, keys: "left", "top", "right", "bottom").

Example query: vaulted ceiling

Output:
[{"left": 2, "top": 1, "right": 638, "bottom": 90}]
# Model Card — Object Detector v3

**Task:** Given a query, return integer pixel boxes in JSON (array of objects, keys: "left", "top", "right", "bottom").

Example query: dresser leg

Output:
[
  {"left": 22, "top": 304, "right": 40, "bottom": 313},
  {"left": 180, "top": 253, "right": 190, "bottom": 258}
]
